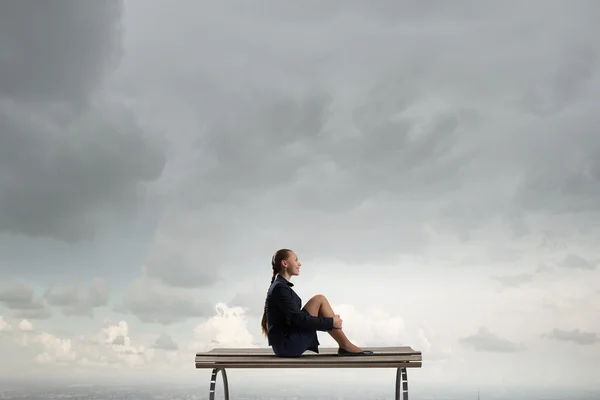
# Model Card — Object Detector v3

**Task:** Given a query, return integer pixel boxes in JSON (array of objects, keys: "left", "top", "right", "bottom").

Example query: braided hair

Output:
[{"left": 260, "top": 249, "right": 292, "bottom": 337}]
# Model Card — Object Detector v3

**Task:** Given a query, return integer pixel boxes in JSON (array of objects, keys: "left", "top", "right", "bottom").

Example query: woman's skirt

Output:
[{"left": 272, "top": 309, "right": 320, "bottom": 357}]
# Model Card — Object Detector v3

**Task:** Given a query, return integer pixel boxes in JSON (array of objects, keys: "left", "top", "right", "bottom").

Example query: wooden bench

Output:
[{"left": 195, "top": 346, "right": 422, "bottom": 399}]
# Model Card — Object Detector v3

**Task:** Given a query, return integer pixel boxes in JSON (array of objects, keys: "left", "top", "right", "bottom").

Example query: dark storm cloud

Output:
[
  {"left": 0, "top": 0, "right": 166, "bottom": 242},
  {"left": 142, "top": 88, "right": 472, "bottom": 288},
  {"left": 194, "top": 93, "right": 333, "bottom": 202},
  {"left": 126, "top": 0, "right": 600, "bottom": 290},
  {"left": 297, "top": 107, "right": 475, "bottom": 213},
  {"left": 543, "top": 328, "right": 600, "bottom": 345},
  {"left": 143, "top": 244, "right": 221, "bottom": 289},
  {"left": 0, "top": 0, "right": 121, "bottom": 104},
  {"left": 512, "top": 115, "right": 600, "bottom": 219},
  {"left": 459, "top": 327, "right": 526, "bottom": 353},
  {"left": 0, "top": 281, "right": 51, "bottom": 320},
  {"left": 43, "top": 278, "right": 108, "bottom": 317},
  {"left": 115, "top": 277, "right": 213, "bottom": 324}
]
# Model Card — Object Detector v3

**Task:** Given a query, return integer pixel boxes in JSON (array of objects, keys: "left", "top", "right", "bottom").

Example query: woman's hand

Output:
[{"left": 333, "top": 314, "right": 343, "bottom": 329}]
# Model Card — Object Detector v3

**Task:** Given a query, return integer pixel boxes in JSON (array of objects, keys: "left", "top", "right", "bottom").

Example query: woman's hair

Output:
[{"left": 260, "top": 248, "right": 292, "bottom": 337}]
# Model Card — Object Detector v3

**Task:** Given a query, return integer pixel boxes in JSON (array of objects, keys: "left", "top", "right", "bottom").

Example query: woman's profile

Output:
[{"left": 261, "top": 248, "right": 373, "bottom": 357}]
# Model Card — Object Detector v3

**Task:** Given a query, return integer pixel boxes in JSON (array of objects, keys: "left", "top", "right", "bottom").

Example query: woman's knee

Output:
[{"left": 311, "top": 294, "right": 327, "bottom": 303}]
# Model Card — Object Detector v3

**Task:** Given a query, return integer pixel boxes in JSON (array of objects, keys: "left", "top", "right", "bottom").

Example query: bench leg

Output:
[
  {"left": 209, "top": 367, "right": 229, "bottom": 400},
  {"left": 395, "top": 367, "right": 408, "bottom": 400}
]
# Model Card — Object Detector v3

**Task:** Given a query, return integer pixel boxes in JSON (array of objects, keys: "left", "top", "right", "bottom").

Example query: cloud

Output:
[
  {"left": 517, "top": 44, "right": 596, "bottom": 117},
  {"left": 112, "top": 335, "right": 126, "bottom": 346},
  {"left": 1, "top": 1, "right": 600, "bottom": 388},
  {"left": 141, "top": 233, "right": 221, "bottom": 289},
  {"left": 0, "top": 0, "right": 122, "bottom": 104},
  {"left": 31, "top": 332, "right": 77, "bottom": 365},
  {"left": 141, "top": 92, "right": 470, "bottom": 285},
  {"left": 543, "top": 328, "right": 600, "bottom": 346},
  {"left": 116, "top": 276, "right": 213, "bottom": 324},
  {"left": 19, "top": 319, "right": 33, "bottom": 332},
  {"left": 44, "top": 278, "right": 109, "bottom": 317},
  {"left": 415, "top": 326, "right": 453, "bottom": 362},
  {"left": 8, "top": 319, "right": 155, "bottom": 370},
  {"left": 0, "top": 306, "right": 257, "bottom": 380},
  {"left": 537, "top": 231, "right": 570, "bottom": 253},
  {"left": 152, "top": 333, "right": 178, "bottom": 351},
  {"left": 0, "top": 281, "right": 51, "bottom": 319},
  {"left": 320, "top": 304, "right": 408, "bottom": 347},
  {"left": 491, "top": 274, "right": 534, "bottom": 288},
  {"left": 0, "top": 316, "right": 11, "bottom": 332},
  {"left": 229, "top": 289, "right": 268, "bottom": 318},
  {"left": 44, "top": 278, "right": 108, "bottom": 318},
  {"left": 189, "top": 303, "right": 255, "bottom": 351},
  {"left": 127, "top": 1, "right": 600, "bottom": 285},
  {"left": 459, "top": 327, "right": 525, "bottom": 353},
  {"left": 0, "top": 0, "right": 166, "bottom": 243},
  {"left": 91, "top": 320, "right": 154, "bottom": 368},
  {"left": 511, "top": 109, "right": 600, "bottom": 221},
  {"left": 560, "top": 253, "right": 597, "bottom": 270},
  {"left": 0, "top": 100, "right": 166, "bottom": 243}
]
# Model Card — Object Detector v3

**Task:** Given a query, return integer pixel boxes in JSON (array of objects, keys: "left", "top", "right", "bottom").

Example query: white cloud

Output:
[
  {"left": 189, "top": 303, "right": 255, "bottom": 352},
  {"left": 417, "top": 327, "right": 453, "bottom": 362},
  {"left": 18, "top": 319, "right": 33, "bottom": 331},
  {"left": 2, "top": 305, "right": 255, "bottom": 378},
  {"left": 94, "top": 319, "right": 154, "bottom": 368},
  {"left": 5, "top": 318, "right": 155, "bottom": 371},
  {"left": 98, "top": 319, "right": 129, "bottom": 345},
  {"left": 31, "top": 332, "right": 77, "bottom": 364},
  {"left": 312, "top": 303, "right": 455, "bottom": 362},
  {"left": 318, "top": 304, "right": 408, "bottom": 348},
  {"left": 0, "top": 316, "right": 10, "bottom": 332}
]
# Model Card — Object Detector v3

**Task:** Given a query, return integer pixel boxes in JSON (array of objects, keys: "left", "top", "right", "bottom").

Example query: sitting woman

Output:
[{"left": 261, "top": 248, "right": 373, "bottom": 357}]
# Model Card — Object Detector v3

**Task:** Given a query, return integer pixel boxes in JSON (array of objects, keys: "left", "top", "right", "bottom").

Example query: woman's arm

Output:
[{"left": 271, "top": 285, "right": 334, "bottom": 331}]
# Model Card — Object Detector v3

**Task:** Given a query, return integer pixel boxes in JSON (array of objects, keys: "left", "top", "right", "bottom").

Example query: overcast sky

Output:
[{"left": 1, "top": 0, "right": 599, "bottom": 392}]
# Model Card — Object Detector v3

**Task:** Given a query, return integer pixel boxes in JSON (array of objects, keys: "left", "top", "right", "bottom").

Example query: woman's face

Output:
[{"left": 283, "top": 251, "right": 301, "bottom": 276}]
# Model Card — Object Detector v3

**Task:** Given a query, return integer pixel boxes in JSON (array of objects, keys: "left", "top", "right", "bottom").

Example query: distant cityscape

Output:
[{"left": 0, "top": 383, "right": 599, "bottom": 400}]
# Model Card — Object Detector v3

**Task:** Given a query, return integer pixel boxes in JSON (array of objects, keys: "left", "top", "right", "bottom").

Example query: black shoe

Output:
[{"left": 337, "top": 348, "right": 374, "bottom": 356}]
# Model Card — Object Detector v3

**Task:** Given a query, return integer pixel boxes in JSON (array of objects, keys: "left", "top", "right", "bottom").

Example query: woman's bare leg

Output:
[{"left": 303, "top": 294, "right": 363, "bottom": 352}]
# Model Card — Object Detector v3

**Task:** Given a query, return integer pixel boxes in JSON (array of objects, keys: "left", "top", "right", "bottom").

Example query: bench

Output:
[{"left": 195, "top": 346, "right": 422, "bottom": 399}]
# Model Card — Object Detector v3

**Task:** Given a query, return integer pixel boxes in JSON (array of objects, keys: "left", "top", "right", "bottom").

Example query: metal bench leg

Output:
[
  {"left": 395, "top": 367, "right": 408, "bottom": 400},
  {"left": 209, "top": 367, "right": 229, "bottom": 400}
]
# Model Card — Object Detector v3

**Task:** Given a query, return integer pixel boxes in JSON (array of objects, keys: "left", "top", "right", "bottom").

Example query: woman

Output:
[{"left": 261, "top": 248, "right": 373, "bottom": 357}]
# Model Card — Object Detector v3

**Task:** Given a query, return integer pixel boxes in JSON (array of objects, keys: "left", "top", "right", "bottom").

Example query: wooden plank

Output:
[
  {"left": 195, "top": 361, "right": 422, "bottom": 369},
  {"left": 197, "top": 346, "right": 420, "bottom": 357},
  {"left": 194, "top": 346, "right": 423, "bottom": 369},
  {"left": 200, "top": 346, "right": 419, "bottom": 354},
  {"left": 195, "top": 354, "right": 422, "bottom": 364}
]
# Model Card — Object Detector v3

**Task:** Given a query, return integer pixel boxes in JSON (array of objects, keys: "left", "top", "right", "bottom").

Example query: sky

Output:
[{"left": 1, "top": 0, "right": 599, "bottom": 393}]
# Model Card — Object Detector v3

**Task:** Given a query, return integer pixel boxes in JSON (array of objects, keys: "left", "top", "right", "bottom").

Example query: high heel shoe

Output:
[{"left": 337, "top": 348, "right": 374, "bottom": 356}]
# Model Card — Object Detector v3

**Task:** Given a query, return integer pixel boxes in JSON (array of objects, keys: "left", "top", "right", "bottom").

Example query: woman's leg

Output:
[{"left": 303, "top": 294, "right": 363, "bottom": 352}]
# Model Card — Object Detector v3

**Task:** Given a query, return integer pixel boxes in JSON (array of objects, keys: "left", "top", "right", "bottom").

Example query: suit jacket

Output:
[{"left": 265, "top": 274, "right": 334, "bottom": 346}]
